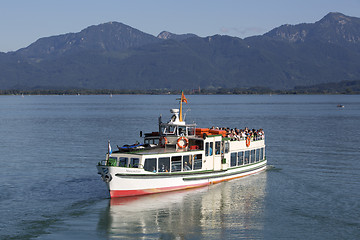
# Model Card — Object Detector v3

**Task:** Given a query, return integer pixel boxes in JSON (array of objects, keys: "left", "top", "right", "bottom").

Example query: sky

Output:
[{"left": 1, "top": 0, "right": 360, "bottom": 52}]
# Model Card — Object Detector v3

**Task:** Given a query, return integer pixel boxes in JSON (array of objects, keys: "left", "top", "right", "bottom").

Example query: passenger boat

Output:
[{"left": 97, "top": 93, "right": 267, "bottom": 198}]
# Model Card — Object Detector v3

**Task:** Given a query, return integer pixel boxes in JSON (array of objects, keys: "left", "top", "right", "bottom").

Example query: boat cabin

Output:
[
  {"left": 143, "top": 108, "right": 198, "bottom": 149},
  {"left": 101, "top": 106, "right": 265, "bottom": 174}
]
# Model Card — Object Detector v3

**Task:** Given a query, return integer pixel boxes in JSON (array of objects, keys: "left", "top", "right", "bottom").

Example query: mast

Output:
[
  {"left": 179, "top": 96, "right": 183, "bottom": 122},
  {"left": 179, "top": 91, "right": 187, "bottom": 122}
]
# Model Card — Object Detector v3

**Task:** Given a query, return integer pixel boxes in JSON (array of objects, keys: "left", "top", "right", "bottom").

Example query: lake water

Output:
[{"left": 0, "top": 94, "right": 359, "bottom": 239}]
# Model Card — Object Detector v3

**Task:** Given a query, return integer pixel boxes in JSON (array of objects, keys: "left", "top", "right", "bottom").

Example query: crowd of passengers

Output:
[{"left": 209, "top": 126, "right": 265, "bottom": 141}]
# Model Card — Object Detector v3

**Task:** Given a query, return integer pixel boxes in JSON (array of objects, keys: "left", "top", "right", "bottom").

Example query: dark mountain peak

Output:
[
  {"left": 157, "top": 31, "right": 173, "bottom": 39},
  {"left": 79, "top": 21, "right": 144, "bottom": 37},
  {"left": 264, "top": 12, "right": 360, "bottom": 45},
  {"left": 315, "top": 12, "right": 360, "bottom": 44},
  {"left": 319, "top": 12, "right": 351, "bottom": 23},
  {"left": 157, "top": 31, "right": 198, "bottom": 41},
  {"left": 263, "top": 22, "right": 311, "bottom": 42},
  {"left": 316, "top": 12, "right": 358, "bottom": 29},
  {"left": 16, "top": 21, "right": 160, "bottom": 60}
]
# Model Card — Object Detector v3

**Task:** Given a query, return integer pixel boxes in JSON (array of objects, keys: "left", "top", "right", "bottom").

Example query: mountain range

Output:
[{"left": 1, "top": 12, "right": 360, "bottom": 90}]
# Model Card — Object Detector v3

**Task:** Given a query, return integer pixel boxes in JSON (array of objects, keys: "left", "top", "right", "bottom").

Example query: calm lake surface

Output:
[{"left": 0, "top": 95, "right": 359, "bottom": 239}]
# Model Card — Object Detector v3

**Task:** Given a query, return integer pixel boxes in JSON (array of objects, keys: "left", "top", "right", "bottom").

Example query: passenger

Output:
[
  {"left": 183, "top": 162, "right": 191, "bottom": 171},
  {"left": 228, "top": 129, "right": 234, "bottom": 140},
  {"left": 234, "top": 128, "right": 241, "bottom": 141},
  {"left": 231, "top": 129, "right": 238, "bottom": 141},
  {"left": 260, "top": 129, "right": 265, "bottom": 139},
  {"left": 226, "top": 129, "right": 231, "bottom": 138},
  {"left": 241, "top": 130, "right": 246, "bottom": 139},
  {"left": 253, "top": 130, "right": 258, "bottom": 141},
  {"left": 160, "top": 164, "right": 166, "bottom": 172}
]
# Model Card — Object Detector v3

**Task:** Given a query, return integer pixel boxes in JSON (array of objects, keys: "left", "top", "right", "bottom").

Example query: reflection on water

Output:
[{"left": 98, "top": 172, "right": 267, "bottom": 239}]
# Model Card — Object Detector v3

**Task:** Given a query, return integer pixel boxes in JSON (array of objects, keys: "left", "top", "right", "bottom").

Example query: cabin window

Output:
[
  {"left": 209, "top": 142, "right": 213, "bottom": 156},
  {"left": 145, "top": 138, "right": 159, "bottom": 145},
  {"left": 244, "top": 151, "right": 250, "bottom": 165},
  {"left": 256, "top": 149, "right": 260, "bottom": 162},
  {"left": 119, "top": 157, "right": 128, "bottom": 167},
  {"left": 168, "top": 126, "right": 176, "bottom": 134},
  {"left": 178, "top": 126, "right": 186, "bottom": 136},
  {"left": 161, "top": 126, "right": 166, "bottom": 134},
  {"left": 183, "top": 155, "right": 192, "bottom": 171},
  {"left": 230, "top": 152, "right": 237, "bottom": 167},
  {"left": 250, "top": 150, "right": 255, "bottom": 163},
  {"left": 108, "top": 157, "right": 117, "bottom": 166},
  {"left": 162, "top": 126, "right": 176, "bottom": 135},
  {"left": 205, "top": 142, "right": 209, "bottom": 156},
  {"left": 187, "top": 127, "right": 195, "bottom": 136},
  {"left": 193, "top": 154, "right": 202, "bottom": 170},
  {"left": 158, "top": 157, "right": 170, "bottom": 172},
  {"left": 215, "top": 141, "right": 221, "bottom": 155},
  {"left": 238, "top": 151, "right": 244, "bottom": 165},
  {"left": 144, "top": 158, "right": 157, "bottom": 172},
  {"left": 171, "top": 156, "right": 182, "bottom": 172},
  {"left": 260, "top": 148, "right": 264, "bottom": 160},
  {"left": 224, "top": 141, "right": 229, "bottom": 153},
  {"left": 130, "top": 158, "right": 139, "bottom": 168}
]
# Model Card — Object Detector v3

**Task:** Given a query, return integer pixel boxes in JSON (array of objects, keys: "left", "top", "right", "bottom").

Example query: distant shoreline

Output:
[{"left": 1, "top": 88, "right": 359, "bottom": 95}]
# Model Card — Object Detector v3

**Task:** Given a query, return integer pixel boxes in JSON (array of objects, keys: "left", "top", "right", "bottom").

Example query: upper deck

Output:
[{"left": 112, "top": 133, "right": 264, "bottom": 157}]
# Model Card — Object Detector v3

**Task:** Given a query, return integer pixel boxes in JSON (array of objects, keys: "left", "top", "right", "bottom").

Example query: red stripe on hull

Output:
[{"left": 110, "top": 182, "right": 210, "bottom": 198}]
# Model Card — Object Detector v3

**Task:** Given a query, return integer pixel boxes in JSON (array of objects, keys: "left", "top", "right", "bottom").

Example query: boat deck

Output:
[{"left": 113, "top": 146, "right": 203, "bottom": 155}]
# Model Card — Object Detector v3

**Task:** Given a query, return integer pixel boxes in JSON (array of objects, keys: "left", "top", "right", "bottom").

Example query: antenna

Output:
[{"left": 183, "top": 108, "right": 191, "bottom": 121}]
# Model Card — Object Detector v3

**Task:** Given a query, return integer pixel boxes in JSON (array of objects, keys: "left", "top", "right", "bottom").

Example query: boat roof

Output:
[{"left": 112, "top": 146, "right": 202, "bottom": 156}]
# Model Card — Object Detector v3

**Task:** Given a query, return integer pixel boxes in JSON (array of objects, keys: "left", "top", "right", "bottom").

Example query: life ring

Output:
[
  {"left": 177, "top": 137, "right": 189, "bottom": 149},
  {"left": 159, "top": 136, "right": 168, "bottom": 147},
  {"left": 246, "top": 137, "right": 250, "bottom": 147}
]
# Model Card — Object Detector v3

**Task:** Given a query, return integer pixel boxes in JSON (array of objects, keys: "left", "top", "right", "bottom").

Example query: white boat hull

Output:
[{"left": 97, "top": 160, "right": 267, "bottom": 198}]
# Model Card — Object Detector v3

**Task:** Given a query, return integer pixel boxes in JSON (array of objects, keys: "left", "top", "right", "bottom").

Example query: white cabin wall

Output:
[
  {"left": 203, "top": 135, "right": 223, "bottom": 171},
  {"left": 213, "top": 136, "right": 222, "bottom": 171},
  {"left": 229, "top": 139, "right": 265, "bottom": 152},
  {"left": 203, "top": 138, "right": 213, "bottom": 170}
]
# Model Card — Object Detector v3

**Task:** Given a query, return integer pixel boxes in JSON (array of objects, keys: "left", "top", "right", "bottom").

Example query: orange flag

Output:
[{"left": 181, "top": 91, "right": 187, "bottom": 104}]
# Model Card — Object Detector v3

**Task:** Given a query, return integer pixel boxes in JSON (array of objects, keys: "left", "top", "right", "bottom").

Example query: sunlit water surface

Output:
[{"left": 0, "top": 95, "right": 359, "bottom": 239}]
